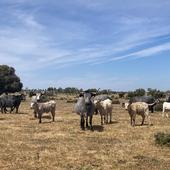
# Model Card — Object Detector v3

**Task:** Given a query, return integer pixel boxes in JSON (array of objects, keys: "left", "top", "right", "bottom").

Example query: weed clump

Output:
[{"left": 154, "top": 132, "right": 170, "bottom": 147}]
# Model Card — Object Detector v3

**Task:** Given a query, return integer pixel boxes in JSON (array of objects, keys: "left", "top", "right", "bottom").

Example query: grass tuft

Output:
[{"left": 154, "top": 132, "right": 170, "bottom": 147}]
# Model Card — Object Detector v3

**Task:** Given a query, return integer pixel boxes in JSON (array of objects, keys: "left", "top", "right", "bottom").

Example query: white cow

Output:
[
  {"left": 94, "top": 99, "right": 112, "bottom": 125},
  {"left": 125, "top": 102, "right": 129, "bottom": 110},
  {"left": 162, "top": 102, "right": 170, "bottom": 118}
]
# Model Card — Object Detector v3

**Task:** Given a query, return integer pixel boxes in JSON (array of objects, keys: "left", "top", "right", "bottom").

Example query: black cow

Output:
[
  {"left": 129, "top": 96, "right": 159, "bottom": 113},
  {"left": 0, "top": 94, "right": 24, "bottom": 113}
]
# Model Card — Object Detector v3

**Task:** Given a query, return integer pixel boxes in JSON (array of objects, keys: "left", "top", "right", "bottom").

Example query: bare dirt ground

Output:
[{"left": 0, "top": 99, "right": 170, "bottom": 170}]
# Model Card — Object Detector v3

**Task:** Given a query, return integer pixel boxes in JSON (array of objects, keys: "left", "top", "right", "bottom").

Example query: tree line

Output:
[{"left": 0, "top": 65, "right": 168, "bottom": 99}]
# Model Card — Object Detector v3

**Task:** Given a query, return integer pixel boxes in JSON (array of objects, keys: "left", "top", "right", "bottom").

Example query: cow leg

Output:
[
  {"left": 151, "top": 106, "right": 154, "bottom": 113},
  {"left": 34, "top": 110, "right": 37, "bottom": 118},
  {"left": 15, "top": 106, "right": 19, "bottom": 113},
  {"left": 1, "top": 107, "right": 4, "bottom": 113},
  {"left": 130, "top": 115, "right": 133, "bottom": 126},
  {"left": 89, "top": 115, "right": 93, "bottom": 131},
  {"left": 95, "top": 108, "right": 98, "bottom": 115},
  {"left": 86, "top": 115, "right": 89, "bottom": 128},
  {"left": 38, "top": 112, "right": 42, "bottom": 123},
  {"left": 132, "top": 114, "right": 136, "bottom": 126},
  {"left": 109, "top": 112, "right": 112, "bottom": 123},
  {"left": 162, "top": 108, "right": 165, "bottom": 117},
  {"left": 101, "top": 114, "right": 103, "bottom": 125},
  {"left": 10, "top": 106, "right": 15, "bottom": 113},
  {"left": 80, "top": 115, "right": 85, "bottom": 130},
  {"left": 105, "top": 113, "right": 108, "bottom": 124},
  {"left": 51, "top": 111, "right": 55, "bottom": 122},
  {"left": 147, "top": 115, "right": 151, "bottom": 126},
  {"left": 4, "top": 107, "right": 7, "bottom": 113},
  {"left": 162, "top": 108, "right": 169, "bottom": 118},
  {"left": 141, "top": 115, "right": 145, "bottom": 125}
]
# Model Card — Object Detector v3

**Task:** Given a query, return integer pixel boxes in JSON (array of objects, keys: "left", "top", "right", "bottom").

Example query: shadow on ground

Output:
[{"left": 92, "top": 125, "right": 104, "bottom": 132}]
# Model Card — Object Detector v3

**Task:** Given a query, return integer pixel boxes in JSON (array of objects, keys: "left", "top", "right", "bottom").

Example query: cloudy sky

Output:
[{"left": 0, "top": 0, "right": 170, "bottom": 91}]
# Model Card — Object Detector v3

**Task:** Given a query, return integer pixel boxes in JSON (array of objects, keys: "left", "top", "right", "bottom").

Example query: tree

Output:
[
  {"left": 127, "top": 88, "right": 145, "bottom": 98},
  {"left": 118, "top": 92, "right": 125, "bottom": 98},
  {"left": 134, "top": 88, "right": 146, "bottom": 96},
  {"left": 57, "top": 87, "right": 63, "bottom": 93},
  {"left": 0, "top": 65, "right": 23, "bottom": 94},
  {"left": 127, "top": 91, "right": 135, "bottom": 98},
  {"left": 147, "top": 88, "right": 165, "bottom": 98},
  {"left": 64, "top": 87, "right": 79, "bottom": 94}
]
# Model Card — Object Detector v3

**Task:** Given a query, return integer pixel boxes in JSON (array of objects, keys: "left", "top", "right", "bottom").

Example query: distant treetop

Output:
[{"left": 0, "top": 65, "right": 23, "bottom": 95}]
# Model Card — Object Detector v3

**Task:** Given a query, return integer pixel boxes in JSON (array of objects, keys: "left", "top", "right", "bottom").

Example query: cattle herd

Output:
[{"left": 0, "top": 91, "right": 170, "bottom": 130}]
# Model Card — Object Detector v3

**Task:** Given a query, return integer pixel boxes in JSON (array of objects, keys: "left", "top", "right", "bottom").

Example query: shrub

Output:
[{"left": 154, "top": 132, "right": 170, "bottom": 147}]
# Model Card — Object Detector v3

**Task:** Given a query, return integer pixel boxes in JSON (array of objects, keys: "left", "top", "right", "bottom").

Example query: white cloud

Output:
[{"left": 109, "top": 42, "right": 170, "bottom": 62}]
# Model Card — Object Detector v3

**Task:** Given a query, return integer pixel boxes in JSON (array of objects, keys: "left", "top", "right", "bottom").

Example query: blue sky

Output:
[{"left": 0, "top": 0, "right": 170, "bottom": 91}]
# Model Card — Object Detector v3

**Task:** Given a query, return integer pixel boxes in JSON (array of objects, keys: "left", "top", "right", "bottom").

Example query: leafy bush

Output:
[{"left": 154, "top": 132, "right": 170, "bottom": 147}]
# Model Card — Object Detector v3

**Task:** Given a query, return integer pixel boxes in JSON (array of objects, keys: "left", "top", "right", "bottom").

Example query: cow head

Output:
[
  {"left": 30, "top": 97, "right": 38, "bottom": 109},
  {"left": 80, "top": 90, "right": 96, "bottom": 105},
  {"left": 36, "top": 93, "right": 42, "bottom": 101}
]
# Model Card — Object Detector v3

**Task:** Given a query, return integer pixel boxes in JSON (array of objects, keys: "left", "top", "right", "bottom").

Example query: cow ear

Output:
[
  {"left": 79, "top": 93, "right": 84, "bottom": 97},
  {"left": 91, "top": 93, "right": 96, "bottom": 97}
]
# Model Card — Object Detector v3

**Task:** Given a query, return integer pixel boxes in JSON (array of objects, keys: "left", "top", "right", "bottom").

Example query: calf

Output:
[
  {"left": 121, "top": 102, "right": 129, "bottom": 110},
  {"left": 94, "top": 99, "right": 112, "bottom": 125},
  {"left": 31, "top": 100, "right": 56, "bottom": 123},
  {"left": 162, "top": 102, "right": 170, "bottom": 118},
  {"left": 94, "top": 94, "right": 112, "bottom": 115}
]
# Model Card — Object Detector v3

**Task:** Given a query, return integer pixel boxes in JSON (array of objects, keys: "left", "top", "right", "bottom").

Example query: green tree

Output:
[
  {"left": 134, "top": 88, "right": 146, "bottom": 96},
  {"left": 118, "top": 92, "right": 125, "bottom": 98},
  {"left": 147, "top": 88, "right": 165, "bottom": 98},
  {"left": 127, "top": 88, "right": 145, "bottom": 98},
  {"left": 57, "top": 87, "right": 63, "bottom": 93},
  {"left": 0, "top": 65, "right": 23, "bottom": 94},
  {"left": 127, "top": 91, "right": 135, "bottom": 98}
]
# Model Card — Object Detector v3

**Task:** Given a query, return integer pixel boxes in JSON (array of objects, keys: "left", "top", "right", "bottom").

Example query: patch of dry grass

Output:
[{"left": 0, "top": 99, "right": 170, "bottom": 170}]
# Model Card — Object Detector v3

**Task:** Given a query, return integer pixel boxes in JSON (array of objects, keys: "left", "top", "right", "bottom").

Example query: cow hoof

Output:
[{"left": 81, "top": 127, "right": 85, "bottom": 131}]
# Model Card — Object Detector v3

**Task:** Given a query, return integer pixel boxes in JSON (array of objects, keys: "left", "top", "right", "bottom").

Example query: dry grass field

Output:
[{"left": 0, "top": 99, "right": 170, "bottom": 170}]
